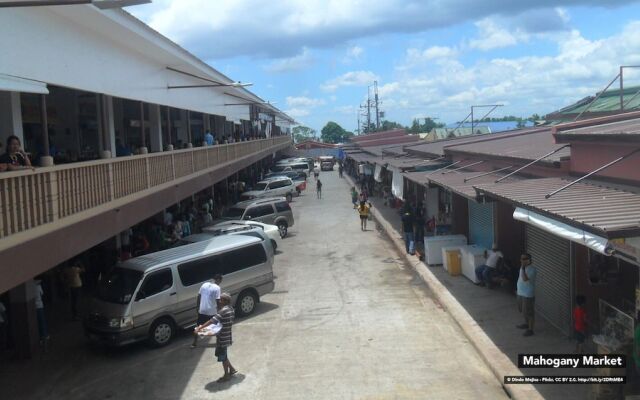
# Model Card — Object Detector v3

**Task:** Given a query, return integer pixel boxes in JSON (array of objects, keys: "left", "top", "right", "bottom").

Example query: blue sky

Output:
[{"left": 129, "top": 0, "right": 640, "bottom": 134}]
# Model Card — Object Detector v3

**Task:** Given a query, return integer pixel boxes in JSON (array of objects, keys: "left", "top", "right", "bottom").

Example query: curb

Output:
[{"left": 345, "top": 176, "right": 543, "bottom": 400}]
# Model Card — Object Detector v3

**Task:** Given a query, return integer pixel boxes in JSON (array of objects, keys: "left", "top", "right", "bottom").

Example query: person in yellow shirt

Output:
[{"left": 357, "top": 201, "right": 372, "bottom": 231}]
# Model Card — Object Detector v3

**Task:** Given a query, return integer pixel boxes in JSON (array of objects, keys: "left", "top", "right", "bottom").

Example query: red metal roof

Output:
[
  {"left": 446, "top": 128, "right": 570, "bottom": 164},
  {"left": 357, "top": 135, "right": 420, "bottom": 148},
  {"left": 554, "top": 116, "right": 640, "bottom": 142},
  {"left": 351, "top": 129, "right": 406, "bottom": 142},
  {"left": 404, "top": 169, "right": 521, "bottom": 200},
  {"left": 294, "top": 140, "right": 338, "bottom": 149},
  {"left": 474, "top": 177, "right": 640, "bottom": 238}
]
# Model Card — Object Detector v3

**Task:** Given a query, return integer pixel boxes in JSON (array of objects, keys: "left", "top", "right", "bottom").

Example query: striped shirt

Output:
[{"left": 211, "top": 305, "right": 234, "bottom": 347}]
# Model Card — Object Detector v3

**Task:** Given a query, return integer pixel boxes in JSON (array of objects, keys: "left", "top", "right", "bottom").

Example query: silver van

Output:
[
  {"left": 84, "top": 235, "right": 274, "bottom": 347},
  {"left": 219, "top": 197, "right": 295, "bottom": 237}
]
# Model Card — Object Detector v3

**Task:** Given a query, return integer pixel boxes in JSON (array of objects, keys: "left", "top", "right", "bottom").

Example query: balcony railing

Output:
[{"left": 0, "top": 137, "right": 291, "bottom": 240}]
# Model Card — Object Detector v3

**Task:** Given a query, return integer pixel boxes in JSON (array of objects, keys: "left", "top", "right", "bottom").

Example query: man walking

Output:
[
  {"left": 316, "top": 179, "right": 322, "bottom": 199},
  {"left": 196, "top": 293, "right": 237, "bottom": 381},
  {"left": 191, "top": 274, "right": 222, "bottom": 348},
  {"left": 401, "top": 205, "right": 415, "bottom": 255},
  {"left": 516, "top": 254, "right": 536, "bottom": 337}
]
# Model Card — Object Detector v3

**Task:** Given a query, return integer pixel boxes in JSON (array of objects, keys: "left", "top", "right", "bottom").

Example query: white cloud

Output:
[
  {"left": 129, "top": 0, "right": 634, "bottom": 59},
  {"left": 321, "top": 70, "right": 380, "bottom": 92},
  {"left": 333, "top": 105, "right": 359, "bottom": 115},
  {"left": 286, "top": 96, "right": 326, "bottom": 108},
  {"left": 469, "top": 18, "right": 519, "bottom": 51},
  {"left": 380, "top": 21, "right": 640, "bottom": 123},
  {"left": 343, "top": 45, "right": 364, "bottom": 63},
  {"left": 284, "top": 96, "right": 326, "bottom": 120},
  {"left": 264, "top": 48, "right": 314, "bottom": 73}
]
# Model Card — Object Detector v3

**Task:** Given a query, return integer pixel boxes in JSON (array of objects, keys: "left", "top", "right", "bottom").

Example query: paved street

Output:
[{"left": 3, "top": 168, "right": 507, "bottom": 400}]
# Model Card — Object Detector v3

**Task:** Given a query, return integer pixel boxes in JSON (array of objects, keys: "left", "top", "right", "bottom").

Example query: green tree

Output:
[
  {"left": 292, "top": 126, "right": 317, "bottom": 143},
  {"left": 321, "top": 121, "right": 353, "bottom": 144},
  {"left": 408, "top": 118, "right": 444, "bottom": 133},
  {"left": 379, "top": 120, "right": 405, "bottom": 131}
]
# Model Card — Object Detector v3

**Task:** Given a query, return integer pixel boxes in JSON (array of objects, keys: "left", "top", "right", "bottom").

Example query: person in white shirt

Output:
[
  {"left": 474, "top": 244, "right": 504, "bottom": 288},
  {"left": 34, "top": 279, "right": 50, "bottom": 351},
  {"left": 191, "top": 274, "right": 223, "bottom": 348}
]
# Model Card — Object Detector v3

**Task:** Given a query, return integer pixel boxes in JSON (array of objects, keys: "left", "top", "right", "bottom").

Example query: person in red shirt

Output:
[{"left": 573, "top": 295, "right": 587, "bottom": 353}]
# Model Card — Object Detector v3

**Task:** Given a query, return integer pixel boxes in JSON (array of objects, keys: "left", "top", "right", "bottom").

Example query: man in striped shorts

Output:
[{"left": 196, "top": 293, "right": 237, "bottom": 381}]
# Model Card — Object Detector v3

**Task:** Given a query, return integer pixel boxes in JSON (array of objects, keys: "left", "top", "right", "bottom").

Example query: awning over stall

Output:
[
  {"left": 0, "top": 74, "right": 48, "bottom": 94},
  {"left": 475, "top": 177, "right": 640, "bottom": 239},
  {"left": 513, "top": 207, "right": 610, "bottom": 255},
  {"left": 392, "top": 170, "right": 404, "bottom": 200}
]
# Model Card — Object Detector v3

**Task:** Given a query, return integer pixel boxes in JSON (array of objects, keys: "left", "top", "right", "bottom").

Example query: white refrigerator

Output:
[
  {"left": 424, "top": 235, "right": 467, "bottom": 265},
  {"left": 460, "top": 244, "right": 487, "bottom": 283}
]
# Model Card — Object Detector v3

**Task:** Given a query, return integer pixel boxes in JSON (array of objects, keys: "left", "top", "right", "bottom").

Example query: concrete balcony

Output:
[{"left": 0, "top": 137, "right": 291, "bottom": 293}]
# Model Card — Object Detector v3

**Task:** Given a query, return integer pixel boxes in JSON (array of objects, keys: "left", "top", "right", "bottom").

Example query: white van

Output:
[{"left": 84, "top": 235, "right": 274, "bottom": 347}]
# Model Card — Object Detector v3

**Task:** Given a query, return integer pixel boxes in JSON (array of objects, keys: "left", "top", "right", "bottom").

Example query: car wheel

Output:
[
  {"left": 277, "top": 221, "right": 288, "bottom": 238},
  {"left": 286, "top": 193, "right": 293, "bottom": 202},
  {"left": 271, "top": 239, "right": 278, "bottom": 251},
  {"left": 236, "top": 290, "right": 258, "bottom": 317},
  {"left": 148, "top": 318, "right": 175, "bottom": 347}
]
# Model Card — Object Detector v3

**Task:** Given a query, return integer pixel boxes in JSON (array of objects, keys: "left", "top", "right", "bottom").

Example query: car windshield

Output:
[
  {"left": 270, "top": 165, "right": 286, "bottom": 172},
  {"left": 255, "top": 182, "right": 268, "bottom": 190},
  {"left": 97, "top": 267, "right": 143, "bottom": 305},
  {"left": 225, "top": 207, "right": 245, "bottom": 218}
]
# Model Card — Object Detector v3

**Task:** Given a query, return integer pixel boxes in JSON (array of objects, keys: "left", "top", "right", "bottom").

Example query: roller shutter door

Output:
[
  {"left": 468, "top": 200, "right": 494, "bottom": 249},
  {"left": 525, "top": 225, "right": 571, "bottom": 335}
]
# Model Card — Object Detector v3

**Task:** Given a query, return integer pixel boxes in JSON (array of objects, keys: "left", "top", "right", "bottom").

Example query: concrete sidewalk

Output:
[{"left": 346, "top": 175, "right": 593, "bottom": 400}]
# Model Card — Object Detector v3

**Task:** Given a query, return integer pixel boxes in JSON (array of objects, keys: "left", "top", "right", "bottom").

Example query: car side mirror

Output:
[{"left": 135, "top": 291, "right": 146, "bottom": 301}]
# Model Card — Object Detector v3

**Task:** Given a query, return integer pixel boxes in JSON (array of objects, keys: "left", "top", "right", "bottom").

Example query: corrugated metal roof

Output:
[
  {"left": 474, "top": 177, "right": 640, "bottom": 238},
  {"left": 554, "top": 116, "right": 640, "bottom": 141},
  {"left": 447, "top": 128, "right": 570, "bottom": 164},
  {"left": 403, "top": 169, "right": 520, "bottom": 199},
  {"left": 551, "top": 86, "right": 640, "bottom": 115},
  {"left": 404, "top": 129, "right": 523, "bottom": 157},
  {"left": 347, "top": 153, "right": 380, "bottom": 163},
  {"left": 362, "top": 143, "right": 408, "bottom": 157},
  {"left": 357, "top": 135, "right": 421, "bottom": 148},
  {"left": 428, "top": 170, "right": 521, "bottom": 200},
  {"left": 351, "top": 129, "right": 406, "bottom": 142},
  {"left": 383, "top": 156, "right": 440, "bottom": 170}
]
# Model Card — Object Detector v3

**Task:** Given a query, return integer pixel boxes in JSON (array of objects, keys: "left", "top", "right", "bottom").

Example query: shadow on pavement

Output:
[{"left": 205, "top": 374, "right": 246, "bottom": 392}]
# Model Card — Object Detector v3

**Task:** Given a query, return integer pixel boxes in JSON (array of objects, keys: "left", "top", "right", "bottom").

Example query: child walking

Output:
[{"left": 573, "top": 295, "right": 587, "bottom": 353}]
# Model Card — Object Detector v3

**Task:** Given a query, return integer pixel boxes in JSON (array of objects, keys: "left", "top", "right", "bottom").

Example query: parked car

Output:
[
  {"left": 263, "top": 171, "right": 306, "bottom": 194},
  {"left": 320, "top": 160, "right": 334, "bottom": 171},
  {"left": 177, "top": 224, "right": 276, "bottom": 253},
  {"left": 219, "top": 197, "right": 294, "bottom": 237},
  {"left": 207, "top": 220, "right": 281, "bottom": 249},
  {"left": 240, "top": 177, "right": 296, "bottom": 202},
  {"left": 84, "top": 235, "right": 274, "bottom": 347}
]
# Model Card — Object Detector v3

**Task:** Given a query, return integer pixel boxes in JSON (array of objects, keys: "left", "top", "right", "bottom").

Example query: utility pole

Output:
[
  {"left": 366, "top": 87, "right": 371, "bottom": 133},
  {"left": 374, "top": 81, "right": 380, "bottom": 129}
]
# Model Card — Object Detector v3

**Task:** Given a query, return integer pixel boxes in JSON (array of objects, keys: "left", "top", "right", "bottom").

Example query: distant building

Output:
[{"left": 422, "top": 126, "right": 491, "bottom": 141}]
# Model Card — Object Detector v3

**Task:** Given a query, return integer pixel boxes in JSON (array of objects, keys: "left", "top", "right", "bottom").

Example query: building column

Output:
[
  {"left": 39, "top": 94, "right": 53, "bottom": 167},
  {"left": 139, "top": 102, "right": 148, "bottom": 154},
  {"left": 149, "top": 104, "right": 163, "bottom": 153},
  {"left": 97, "top": 94, "right": 115, "bottom": 159},
  {"left": 9, "top": 281, "right": 39, "bottom": 360},
  {"left": 165, "top": 106, "right": 173, "bottom": 151},
  {"left": 0, "top": 91, "right": 24, "bottom": 147},
  {"left": 177, "top": 109, "right": 189, "bottom": 148}
]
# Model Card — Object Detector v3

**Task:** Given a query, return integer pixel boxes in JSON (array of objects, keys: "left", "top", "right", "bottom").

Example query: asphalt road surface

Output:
[{"left": 2, "top": 167, "right": 507, "bottom": 400}]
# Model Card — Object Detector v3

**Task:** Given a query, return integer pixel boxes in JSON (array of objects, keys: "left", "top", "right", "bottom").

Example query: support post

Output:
[{"left": 40, "top": 94, "right": 53, "bottom": 166}]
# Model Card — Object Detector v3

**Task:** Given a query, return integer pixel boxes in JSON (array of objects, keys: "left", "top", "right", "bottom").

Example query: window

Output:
[
  {"left": 268, "top": 180, "right": 287, "bottom": 189},
  {"left": 225, "top": 207, "right": 245, "bottom": 219},
  {"left": 178, "top": 256, "right": 223, "bottom": 287},
  {"left": 246, "top": 205, "right": 273, "bottom": 219},
  {"left": 97, "top": 267, "right": 143, "bottom": 304},
  {"left": 220, "top": 244, "right": 268, "bottom": 275},
  {"left": 275, "top": 201, "right": 291, "bottom": 212},
  {"left": 139, "top": 269, "right": 173, "bottom": 298}
]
